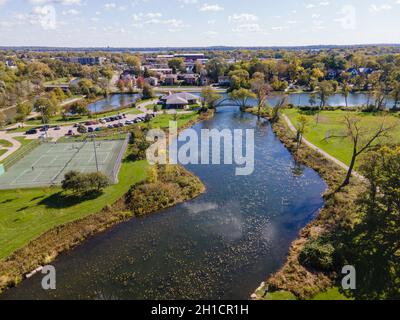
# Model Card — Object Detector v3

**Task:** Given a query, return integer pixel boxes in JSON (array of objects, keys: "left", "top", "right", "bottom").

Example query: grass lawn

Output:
[
  {"left": 283, "top": 109, "right": 400, "bottom": 166},
  {"left": 13, "top": 136, "right": 31, "bottom": 147},
  {"left": 0, "top": 140, "right": 13, "bottom": 148},
  {"left": 149, "top": 112, "right": 199, "bottom": 129},
  {"left": 311, "top": 287, "right": 353, "bottom": 300},
  {"left": 0, "top": 149, "right": 7, "bottom": 157},
  {"left": 0, "top": 159, "right": 147, "bottom": 260}
]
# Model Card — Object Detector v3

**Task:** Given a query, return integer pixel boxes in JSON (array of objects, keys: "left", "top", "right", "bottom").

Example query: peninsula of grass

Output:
[
  {"left": 283, "top": 109, "right": 400, "bottom": 167},
  {"left": 0, "top": 159, "right": 147, "bottom": 261}
]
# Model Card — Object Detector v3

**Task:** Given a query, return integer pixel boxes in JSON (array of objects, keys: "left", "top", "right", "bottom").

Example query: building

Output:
[
  {"left": 148, "top": 68, "right": 173, "bottom": 75},
  {"left": 60, "top": 57, "right": 105, "bottom": 65},
  {"left": 218, "top": 76, "right": 231, "bottom": 86},
  {"left": 160, "top": 92, "right": 199, "bottom": 109},
  {"left": 183, "top": 74, "right": 197, "bottom": 85},
  {"left": 164, "top": 74, "right": 178, "bottom": 86},
  {"left": 145, "top": 77, "right": 158, "bottom": 86}
]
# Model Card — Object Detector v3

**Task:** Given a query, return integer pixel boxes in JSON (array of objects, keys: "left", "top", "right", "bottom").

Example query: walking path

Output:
[
  {"left": 282, "top": 114, "right": 365, "bottom": 181},
  {"left": 0, "top": 134, "right": 21, "bottom": 162}
]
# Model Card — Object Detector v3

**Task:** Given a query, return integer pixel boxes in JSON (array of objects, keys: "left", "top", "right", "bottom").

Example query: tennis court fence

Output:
[{"left": 111, "top": 133, "right": 130, "bottom": 183}]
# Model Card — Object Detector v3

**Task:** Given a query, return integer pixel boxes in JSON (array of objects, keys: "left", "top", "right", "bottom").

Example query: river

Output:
[{"left": 2, "top": 105, "right": 327, "bottom": 300}]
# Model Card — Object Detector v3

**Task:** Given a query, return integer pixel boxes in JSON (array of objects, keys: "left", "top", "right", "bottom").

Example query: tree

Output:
[
  {"left": 15, "top": 101, "right": 32, "bottom": 126},
  {"left": 117, "top": 79, "right": 126, "bottom": 92},
  {"left": 229, "top": 88, "right": 256, "bottom": 111},
  {"left": 86, "top": 172, "right": 110, "bottom": 193},
  {"left": 125, "top": 55, "right": 141, "bottom": 74},
  {"left": 295, "top": 115, "right": 309, "bottom": 149},
  {"left": 142, "top": 83, "right": 154, "bottom": 99},
  {"left": 341, "top": 82, "right": 351, "bottom": 108},
  {"left": 270, "top": 98, "right": 287, "bottom": 123},
  {"left": 205, "top": 58, "right": 228, "bottom": 82},
  {"left": 343, "top": 147, "right": 400, "bottom": 299},
  {"left": 168, "top": 58, "right": 185, "bottom": 74},
  {"left": 315, "top": 80, "right": 334, "bottom": 123},
  {"left": 62, "top": 171, "right": 87, "bottom": 195},
  {"left": 251, "top": 77, "right": 271, "bottom": 116},
  {"left": 69, "top": 101, "right": 89, "bottom": 116},
  {"left": 337, "top": 115, "right": 397, "bottom": 190},
  {"left": 33, "top": 97, "right": 59, "bottom": 123},
  {"left": 62, "top": 171, "right": 110, "bottom": 195},
  {"left": 200, "top": 86, "right": 221, "bottom": 109},
  {"left": 390, "top": 82, "right": 400, "bottom": 109}
]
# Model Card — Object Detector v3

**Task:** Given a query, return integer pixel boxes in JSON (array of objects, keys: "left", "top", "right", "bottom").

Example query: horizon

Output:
[{"left": 1, "top": 0, "right": 400, "bottom": 47}]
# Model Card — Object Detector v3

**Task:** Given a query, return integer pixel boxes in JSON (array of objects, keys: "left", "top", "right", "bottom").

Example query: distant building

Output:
[
  {"left": 144, "top": 77, "right": 158, "bottom": 86},
  {"left": 327, "top": 69, "right": 339, "bottom": 80},
  {"left": 347, "top": 67, "right": 373, "bottom": 77},
  {"left": 148, "top": 68, "right": 173, "bottom": 75},
  {"left": 160, "top": 92, "right": 199, "bottom": 109},
  {"left": 5, "top": 59, "right": 17, "bottom": 69},
  {"left": 60, "top": 57, "right": 105, "bottom": 65},
  {"left": 218, "top": 76, "right": 231, "bottom": 86}
]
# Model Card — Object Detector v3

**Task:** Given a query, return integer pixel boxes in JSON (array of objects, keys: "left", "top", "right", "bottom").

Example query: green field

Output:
[
  {"left": 0, "top": 159, "right": 147, "bottom": 260},
  {"left": 149, "top": 112, "right": 199, "bottom": 129},
  {"left": 0, "top": 149, "right": 7, "bottom": 157},
  {"left": 283, "top": 109, "right": 400, "bottom": 166},
  {"left": 0, "top": 140, "right": 13, "bottom": 148}
]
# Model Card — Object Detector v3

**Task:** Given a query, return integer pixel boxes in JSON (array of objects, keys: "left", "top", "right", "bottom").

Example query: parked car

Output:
[
  {"left": 73, "top": 123, "right": 79, "bottom": 128},
  {"left": 95, "top": 127, "right": 102, "bottom": 132},
  {"left": 40, "top": 125, "right": 49, "bottom": 132},
  {"left": 25, "top": 129, "right": 38, "bottom": 135},
  {"left": 107, "top": 124, "right": 113, "bottom": 129},
  {"left": 88, "top": 127, "right": 94, "bottom": 133},
  {"left": 66, "top": 130, "right": 74, "bottom": 136},
  {"left": 99, "top": 119, "right": 106, "bottom": 124},
  {"left": 113, "top": 123, "right": 119, "bottom": 128},
  {"left": 125, "top": 120, "right": 133, "bottom": 125},
  {"left": 54, "top": 126, "right": 61, "bottom": 131},
  {"left": 118, "top": 123, "right": 124, "bottom": 127}
]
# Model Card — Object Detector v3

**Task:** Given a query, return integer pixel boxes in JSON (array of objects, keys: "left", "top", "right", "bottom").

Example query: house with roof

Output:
[
  {"left": 159, "top": 92, "right": 199, "bottom": 109},
  {"left": 218, "top": 76, "right": 231, "bottom": 86},
  {"left": 182, "top": 74, "right": 197, "bottom": 85},
  {"left": 144, "top": 77, "right": 158, "bottom": 86},
  {"left": 164, "top": 74, "right": 178, "bottom": 86}
]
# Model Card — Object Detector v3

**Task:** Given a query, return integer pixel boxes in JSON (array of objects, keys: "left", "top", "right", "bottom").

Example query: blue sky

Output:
[{"left": 0, "top": 0, "right": 399, "bottom": 47}]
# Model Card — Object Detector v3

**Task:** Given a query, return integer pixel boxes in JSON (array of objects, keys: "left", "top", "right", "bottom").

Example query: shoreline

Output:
[
  {"left": 247, "top": 109, "right": 365, "bottom": 300},
  {"left": 0, "top": 109, "right": 214, "bottom": 296}
]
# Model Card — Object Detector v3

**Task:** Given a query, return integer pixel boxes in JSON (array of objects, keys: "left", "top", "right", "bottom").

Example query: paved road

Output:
[{"left": 282, "top": 114, "right": 365, "bottom": 181}]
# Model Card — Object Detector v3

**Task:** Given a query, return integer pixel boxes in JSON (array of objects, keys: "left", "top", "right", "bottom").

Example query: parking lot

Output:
[{"left": 22, "top": 112, "right": 153, "bottom": 141}]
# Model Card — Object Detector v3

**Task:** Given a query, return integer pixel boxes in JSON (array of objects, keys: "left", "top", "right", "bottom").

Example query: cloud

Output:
[
  {"left": 229, "top": 13, "right": 258, "bottom": 23},
  {"left": 27, "top": 0, "right": 82, "bottom": 5},
  {"left": 233, "top": 23, "right": 261, "bottom": 33},
  {"left": 199, "top": 3, "right": 224, "bottom": 12},
  {"left": 369, "top": 4, "right": 392, "bottom": 12}
]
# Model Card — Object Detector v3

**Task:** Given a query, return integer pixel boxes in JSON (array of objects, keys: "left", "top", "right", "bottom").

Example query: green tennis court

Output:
[{"left": 0, "top": 139, "right": 127, "bottom": 190}]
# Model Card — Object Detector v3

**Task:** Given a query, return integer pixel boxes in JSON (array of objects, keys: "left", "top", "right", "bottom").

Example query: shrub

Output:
[{"left": 299, "top": 238, "right": 335, "bottom": 271}]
